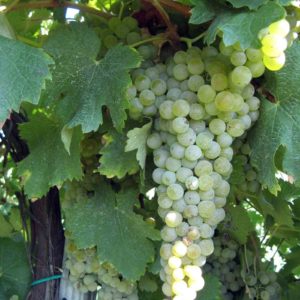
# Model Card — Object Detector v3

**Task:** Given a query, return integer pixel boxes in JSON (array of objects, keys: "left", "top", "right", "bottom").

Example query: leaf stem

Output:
[
  {"left": 129, "top": 35, "right": 167, "bottom": 48},
  {"left": 16, "top": 35, "right": 41, "bottom": 47},
  {"left": 8, "top": 1, "right": 112, "bottom": 19},
  {"left": 118, "top": 2, "right": 125, "bottom": 19},
  {"left": 180, "top": 31, "right": 207, "bottom": 48},
  {"left": 144, "top": 0, "right": 180, "bottom": 43},
  {"left": 158, "top": 0, "right": 191, "bottom": 17}
]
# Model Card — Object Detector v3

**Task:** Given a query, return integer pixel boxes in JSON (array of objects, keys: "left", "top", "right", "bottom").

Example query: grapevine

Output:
[{"left": 0, "top": 1, "right": 300, "bottom": 300}]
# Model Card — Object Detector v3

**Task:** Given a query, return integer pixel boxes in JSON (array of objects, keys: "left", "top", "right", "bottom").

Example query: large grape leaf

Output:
[
  {"left": 125, "top": 121, "right": 152, "bottom": 170},
  {"left": 226, "top": 0, "right": 268, "bottom": 9},
  {"left": 189, "top": 0, "right": 219, "bottom": 25},
  {"left": 64, "top": 183, "right": 160, "bottom": 280},
  {"left": 204, "top": 2, "right": 285, "bottom": 49},
  {"left": 197, "top": 274, "right": 222, "bottom": 300},
  {"left": 43, "top": 24, "right": 141, "bottom": 133},
  {"left": 0, "top": 238, "right": 31, "bottom": 299},
  {"left": 222, "top": 205, "right": 254, "bottom": 244},
  {"left": 0, "top": 36, "right": 52, "bottom": 122},
  {"left": 99, "top": 129, "right": 139, "bottom": 179},
  {"left": 18, "top": 112, "right": 83, "bottom": 198},
  {"left": 249, "top": 42, "right": 300, "bottom": 194}
]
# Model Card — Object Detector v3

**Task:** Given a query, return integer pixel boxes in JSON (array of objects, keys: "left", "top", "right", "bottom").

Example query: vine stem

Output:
[
  {"left": 158, "top": 0, "right": 190, "bottom": 17},
  {"left": 6, "top": 0, "right": 112, "bottom": 19},
  {"left": 180, "top": 31, "right": 207, "bottom": 48},
  {"left": 129, "top": 35, "right": 167, "bottom": 48},
  {"left": 143, "top": 0, "right": 180, "bottom": 43}
]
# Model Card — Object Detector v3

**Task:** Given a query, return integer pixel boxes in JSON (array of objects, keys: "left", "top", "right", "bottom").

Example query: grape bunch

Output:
[
  {"left": 232, "top": 140, "right": 261, "bottom": 195},
  {"left": 204, "top": 235, "right": 243, "bottom": 300},
  {"left": 259, "top": 19, "right": 290, "bottom": 71},
  {"left": 97, "top": 16, "right": 157, "bottom": 60},
  {"left": 128, "top": 43, "right": 263, "bottom": 299},
  {"left": 98, "top": 283, "right": 139, "bottom": 300},
  {"left": 204, "top": 233, "right": 281, "bottom": 300},
  {"left": 64, "top": 239, "right": 138, "bottom": 297}
]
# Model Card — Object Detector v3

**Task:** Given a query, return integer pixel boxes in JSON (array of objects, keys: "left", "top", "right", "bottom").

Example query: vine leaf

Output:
[
  {"left": 222, "top": 205, "right": 254, "bottom": 244},
  {"left": 0, "top": 238, "right": 31, "bottom": 299},
  {"left": 0, "top": 36, "right": 52, "bottom": 122},
  {"left": 125, "top": 121, "right": 152, "bottom": 170},
  {"left": 226, "top": 0, "right": 268, "bottom": 10},
  {"left": 249, "top": 42, "right": 300, "bottom": 194},
  {"left": 189, "top": 0, "right": 218, "bottom": 25},
  {"left": 65, "top": 183, "right": 160, "bottom": 281},
  {"left": 196, "top": 274, "right": 222, "bottom": 300},
  {"left": 43, "top": 24, "right": 141, "bottom": 133},
  {"left": 190, "top": 2, "right": 285, "bottom": 49},
  {"left": 18, "top": 112, "right": 83, "bottom": 198},
  {"left": 99, "top": 129, "right": 139, "bottom": 179}
]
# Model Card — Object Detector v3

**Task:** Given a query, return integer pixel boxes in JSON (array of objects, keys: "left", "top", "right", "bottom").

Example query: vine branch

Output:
[{"left": 6, "top": 0, "right": 112, "bottom": 19}]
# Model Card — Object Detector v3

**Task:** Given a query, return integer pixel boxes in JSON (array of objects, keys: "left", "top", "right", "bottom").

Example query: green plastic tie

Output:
[{"left": 31, "top": 274, "right": 63, "bottom": 286}]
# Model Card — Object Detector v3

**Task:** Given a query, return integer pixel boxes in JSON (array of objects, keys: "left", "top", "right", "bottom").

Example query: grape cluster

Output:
[
  {"left": 204, "top": 234, "right": 281, "bottom": 300},
  {"left": 97, "top": 16, "right": 157, "bottom": 60},
  {"left": 64, "top": 239, "right": 138, "bottom": 297},
  {"left": 127, "top": 43, "right": 262, "bottom": 299},
  {"left": 204, "top": 235, "right": 243, "bottom": 300},
  {"left": 98, "top": 283, "right": 139, "bottom": 300},
  {"left": 232, "top": 140, "right": 260, "bottom": 195},
  {"left": 259, "top": 19, "right": 290, "bottom": 71}
]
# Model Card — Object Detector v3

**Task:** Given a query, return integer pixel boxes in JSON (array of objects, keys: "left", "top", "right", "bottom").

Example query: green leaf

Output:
[
  {"left": 125, "top": 121, "right": 152, "bottom": 170},
  {"left": 99, "top": 130, "right": 139, "bottom": 179},
  {"left": 189, "top": 0, "right": 218, "bottom": 25},
  {"left": 249, "top": 42, "right": 300, "bottom": 193},
  {"left": 197, "top": 274, "right": 222, "bottom": 300},
  {"left": 18, "top": 112, "right": 83, "bottom": 198},
  {"left": 261, "top": 182, "right": 294, "bottom": 227},
  {"left": 205, "top": 2, "right": 285, "bottom": 49},
  {"left": 226, "top": 0, "right": 268, "bottom": 9},
  {"left": 0, "top": 13, "right": 15, "bottom": 39},
  {"left": 230, "top": 155, "right": 246, "bottom": 185},
  {"left": 0, "top": 214, "right": 13, "bottom": 237},
  {"left": 0, "top": 238, "right": 31, "bottom": 299},
  {"left": 65, "top": 183, "right": 160, "bottom": 280},
  {"left": 0, "top": 36, "right": 52, "bottom": 122},
  {"left": 43, "top": 24, "right": 141, "bottom": 133},
  {"left": 223, "top": 205, "right": 254, "bottom": 244}
]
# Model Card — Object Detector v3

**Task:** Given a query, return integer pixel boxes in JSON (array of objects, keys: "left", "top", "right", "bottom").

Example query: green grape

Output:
[
  {"left": 103, "top": 34, "right": 118, "bottom": 48},
  {"left": 263, "top": 53, "right": 285, "bottom": 71},
  {"left": 122, "top": 16, "right": 138, "bottom": 31},
  {"left": 173, "top": 64, "right": 189, "bottom": 81},
  {"left": 151, "top": 79, "right": 167, "bottom": 96},
  {"left": 187, "top": 57, "right": 205, "bottom": 75},
  {"left": 230, "top": 66, "right": 252, "bottom": 88},
  {"left": 139, "top": 89, "right": 155, "bottom": 106},
  {"left": 108, "top": 17, "right": 122, "bottom": 31},
  {"left": 114, "top": 24, "right": 130, "bottom": 39},
  {"left": 268, "top": 19, "right": 290, "bottom": 37},
  {"left": 215, "top": 91, "right": 236, "bottom": 112},
  {"left": 173, "top": 99, "right": 190, "bottom": 117},
  {"left": 197, "top": 84, "right": 216, "bottom": 103},
  {"left": 246, "top": 48, "right": 263, "bottom": 62},
  {"left": 246, "top": 61, "right": 265, "bottom": 78},
  {"left": 230, "top": 51, "right": 247, "bottom": 66},
  {"left": 126, "top": 32, "right": 141, "bottom": 44},
  {"left": 211, "top": 73, "right": 228, "bottom": 91},
  {"left": 134, "top": 75, "right": 151, "bottom": 91},
  {"left": 174, "top": 50, "right": 188, "bottom": 64}
]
